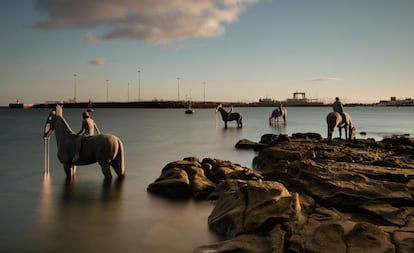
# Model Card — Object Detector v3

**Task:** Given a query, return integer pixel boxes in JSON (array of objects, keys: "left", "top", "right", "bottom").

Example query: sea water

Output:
[{"left": 0, "top": 106, "right": 413, "bottom": 253}]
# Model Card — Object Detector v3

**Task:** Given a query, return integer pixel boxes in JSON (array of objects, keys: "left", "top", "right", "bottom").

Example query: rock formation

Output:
[{"left": 148, "top": 134, "right": 414, "bottom": 253}]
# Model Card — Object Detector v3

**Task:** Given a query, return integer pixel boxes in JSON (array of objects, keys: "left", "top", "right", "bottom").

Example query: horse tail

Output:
[{"left": 112, "top": 138, "right": 125, "bottom": 177}]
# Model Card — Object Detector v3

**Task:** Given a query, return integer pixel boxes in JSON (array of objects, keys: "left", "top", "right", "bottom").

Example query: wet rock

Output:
[
  {"left": 235, "top": 138, "right": 268, "bottom": 150},
  {"left": 149, "top": 135, "right": 414, "bottom": 252},
  {"left": 147, "top": 157, "right": 216, "bottom": 199},
  {"left": 194, "top": 234, "right": 271, "bottom": 253},
  {"left": 291, "top": 132, "right": 323, "bottom": 140},
  {"left": 208, "top": 180, "right": 295, "bottom": 238}
]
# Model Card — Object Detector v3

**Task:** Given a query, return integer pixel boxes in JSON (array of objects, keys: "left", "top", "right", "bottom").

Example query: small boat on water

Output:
[
  {"left": 185, "top": 108, "right": 195, "bottom": 114},
  {"left": 185, "top": 100, "right": 194, "bottom": 114}
]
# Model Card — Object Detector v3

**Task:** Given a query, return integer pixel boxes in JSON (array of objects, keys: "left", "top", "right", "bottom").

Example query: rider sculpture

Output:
[
  {"left": 333, "top": 97, "right": 346, "bottom": 122},
  {"left": 73, "top": 111, "right": 101, "bottom": 163}
]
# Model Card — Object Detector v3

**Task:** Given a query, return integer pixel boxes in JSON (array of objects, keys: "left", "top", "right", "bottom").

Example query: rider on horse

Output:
[
  {"left": 72, "top": 111, "right": 101, "bottom": 163},
  {"left": 333, "top": 97, "right": 346, "bottom": 122}
]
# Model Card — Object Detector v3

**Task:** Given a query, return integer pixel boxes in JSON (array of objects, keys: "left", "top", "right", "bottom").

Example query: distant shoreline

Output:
[{"left": 7, "top": 100, "right": 400, "bottom": 109}]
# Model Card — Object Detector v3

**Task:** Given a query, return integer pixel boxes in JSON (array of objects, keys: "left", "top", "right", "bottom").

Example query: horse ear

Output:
[{"left": 55, "top": 104, "right": 63, "bottom": 116}]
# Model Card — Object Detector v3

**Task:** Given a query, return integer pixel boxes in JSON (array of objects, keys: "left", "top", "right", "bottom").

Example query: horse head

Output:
[
  {"left": 43, "top": 105, "right": 70, "bottom": 139},
  {"left": 215, "top": 104, "right": 223, "bottom": 113},
  {"left": 44, "top": 108, "right": 57, "bottom": 139}
]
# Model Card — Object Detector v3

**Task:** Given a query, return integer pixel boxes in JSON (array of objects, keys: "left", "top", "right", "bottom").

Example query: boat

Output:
[
  {"left": 185, "top": 108, "right": 195, "bottom": 114},
  {"left": 185, "top": 100, "right": 195, "bottom": 114},
  {"left": 283, "top": 92, "right": 324, "bottom": 106}
]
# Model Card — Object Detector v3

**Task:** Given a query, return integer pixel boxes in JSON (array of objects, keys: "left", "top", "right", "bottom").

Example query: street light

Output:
[
  {"left": 73, "top": 74, "right": 77, "bottom": 102},
  {"left": 128, "top": 83, "right": 130, "bottom": 102},
  {"left": 203, "top": 81, "right": 206, "bottom": 103},
  {"left": 138, "top": 70, "right": 141, "bottom": 101},
  {"left": 177, "top": 77, "right": 180, "bottom": 101},
  {"left": 106, "top": 80, "right": 109, "bottom": 102}
]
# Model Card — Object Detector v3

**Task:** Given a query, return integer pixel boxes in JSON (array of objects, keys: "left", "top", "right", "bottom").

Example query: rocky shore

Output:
[{"left": 147, "top": 134, "right": 414, "bottom": 253}]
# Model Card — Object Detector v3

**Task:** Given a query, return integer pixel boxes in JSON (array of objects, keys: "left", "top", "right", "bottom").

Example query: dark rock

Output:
[
  {"left": 149, "top": 135, "right": 414, "bottom": 252},
  {"left": 147, "top": 167, "right": 191, "bottom": 198},
  {"left": 194, "top": 233, "right": 277, "bottom": 253},
  {"left": 260, "top": 134, "right": 290, "bottom": 145},
  {"left": 346, "top": 222, "right": 395, "bottom": 253},
  {"left": 235, "top": 138, "right": 268, "bottom": 150},
  {"left": 291, "top": 132, "right": 323, "bottom": 140},
  {"left": 147, "top": 157, "right": 216, "bottom": 199},
  {"left": 382, "top": 137, "right": 413, "bottom": 146},
  {"left": 208, "top": 180, "right": 299, "bottom": 239}
]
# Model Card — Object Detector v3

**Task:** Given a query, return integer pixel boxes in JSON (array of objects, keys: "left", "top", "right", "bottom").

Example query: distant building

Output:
[{"left": 377, "top": 96, "right": 414, "bottom": 106}]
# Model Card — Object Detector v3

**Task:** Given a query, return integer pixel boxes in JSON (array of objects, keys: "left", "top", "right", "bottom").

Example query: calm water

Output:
[{"left": 0, "top": 106, "right": 413, "bottom": 253}]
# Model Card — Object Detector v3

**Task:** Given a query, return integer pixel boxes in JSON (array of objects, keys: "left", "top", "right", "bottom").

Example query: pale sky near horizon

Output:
[{"left": 1, "top": 0, "right": 413, "bottom": 106}]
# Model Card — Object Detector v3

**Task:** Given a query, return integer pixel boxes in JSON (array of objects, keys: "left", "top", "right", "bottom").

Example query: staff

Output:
[{"left": 44, "top": 137, "right": 50, "bottom": 174}]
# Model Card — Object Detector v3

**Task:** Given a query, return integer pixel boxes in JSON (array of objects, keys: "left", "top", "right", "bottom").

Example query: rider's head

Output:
[
  {"left": 82, "top": 111, "right": 90, "bottom": 119},
  {"left": 335, "top": 97, "right": 340, "bottom": 101}
]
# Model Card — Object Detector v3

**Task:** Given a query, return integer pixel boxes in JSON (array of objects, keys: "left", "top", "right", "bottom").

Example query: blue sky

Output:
[{"left": 1, "top": 0, "right": 413, "bottom": 105}]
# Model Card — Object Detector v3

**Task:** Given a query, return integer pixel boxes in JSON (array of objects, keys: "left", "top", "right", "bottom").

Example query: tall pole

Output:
[
  {"left": 106, "top": 80, "right": 109, "bottom": 102},
  {"left": 128, "top": 83, "right": 130, "bottom": 102},
  {"left": 177, "top": 77, "right": 180, "bottom": 101},
  {"left": 138, "top": 70, "right": 141, "bottom": 101},
  {"left": 203, "top": 81, "right": 206, "bottom": 103},
  {"left": 73, "top": 74, "right": 77, "bottom": 102}
]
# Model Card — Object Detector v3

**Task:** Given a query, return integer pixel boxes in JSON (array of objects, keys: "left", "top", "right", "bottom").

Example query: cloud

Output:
[
  {"left": 89, "top": 58, "right": 107, "bottom": 65},
  {"left": 35, "top": 0, "right": 259, "bottom": 45},
  {"left": 305, "top": 77, "right": 340, "bottom": 82}
]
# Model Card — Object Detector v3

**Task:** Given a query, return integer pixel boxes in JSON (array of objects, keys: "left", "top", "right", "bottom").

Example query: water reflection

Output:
[
  {"left": 270, "top": 122, "right": 287, "bottom": 135},
  {"left": 34, "top": 175, "right": 125, "bottom": 253},
  {"left": 61, "top": 177, "right": 125, "bottom": 204},
  {"left": 37, "top": 173, "right": 53, "bottom": 229}
]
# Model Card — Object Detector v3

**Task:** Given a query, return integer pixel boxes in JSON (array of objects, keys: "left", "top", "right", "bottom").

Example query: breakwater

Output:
[{"left": 9, "top": 100, "right": 333, "bottom": 109}]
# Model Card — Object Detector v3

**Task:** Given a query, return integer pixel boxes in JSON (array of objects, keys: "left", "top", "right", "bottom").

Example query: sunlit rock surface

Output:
[{"left": 149, "top": 134, "right": 414, "bottom": 253}]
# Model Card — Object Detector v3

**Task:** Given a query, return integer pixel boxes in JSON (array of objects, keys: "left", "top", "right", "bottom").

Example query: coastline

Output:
[{"left": 7, "top": 100, "right": 406, "bottom": 109}]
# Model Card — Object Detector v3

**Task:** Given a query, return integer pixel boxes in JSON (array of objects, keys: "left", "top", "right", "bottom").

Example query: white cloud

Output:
[
  {"left": 89, "top": 58, "right": 107, "bottom": 65},
  {"left": 305, "top": 77, "right": 340, "bottom": 82},
  {"left": 35, "top": 0, "right": 259, "bottom": 45}
]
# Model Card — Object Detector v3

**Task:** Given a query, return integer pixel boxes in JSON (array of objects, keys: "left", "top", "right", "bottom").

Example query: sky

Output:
[{"left": 1, "top": 0, "right": 413, "bottom": 106}]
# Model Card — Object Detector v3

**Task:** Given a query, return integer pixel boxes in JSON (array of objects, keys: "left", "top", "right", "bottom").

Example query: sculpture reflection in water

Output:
[{"left": 34, "top": 173, "right": 125, "bottom": 252}]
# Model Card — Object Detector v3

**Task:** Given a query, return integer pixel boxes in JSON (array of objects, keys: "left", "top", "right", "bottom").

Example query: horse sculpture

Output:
[
  {"left": 216, "top": 104, "right": 243, "bottom": 128},
  {"left": 43, "top": 105, "right": 125, "bottom": 179},
  {"left": 326, "top": 111, "right": 355, "bottom": 140},
  {"left": 269, "top": 107, "right": 287, "bottom": 125}
]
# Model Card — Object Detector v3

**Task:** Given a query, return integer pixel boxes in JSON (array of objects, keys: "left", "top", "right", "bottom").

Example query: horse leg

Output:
[
  {"left": 339, "top": 128, "right": 342, "bottom": 139},
  {"left": 112, "top": 164, "right": 124, "bottom": 178},
  {"left": 63, "top": 163, "right": 76, "bottom": 178},
  {"left": 224, "top": 120, "right": 228, "bottom": 128},
  {"left": 238, "top": 118, "right": 243, "bottom": 128},
  {"left": 269, "top": 117, "right": 272, "bottom": 126},
  {"left": 99, "top": 163, "right": 113, "bottom": 179},
  {"left": 345, "top": 126, "right": 349, "bottom": 140},
  {"left": 111, "top": 144, "right": 125, "bottom": 178}
]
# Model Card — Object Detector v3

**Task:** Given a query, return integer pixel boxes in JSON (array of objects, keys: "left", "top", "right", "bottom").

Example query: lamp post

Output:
[
  {"left": 177, "top": 77, "right": 180, "bottom": 101},
  {"left": 73, "top": 74, "right": 77, "bottom": 102},
  {"left": 106, "top": 80, "right": 109, "bottom": 102},
  {"left": 128, "top": 83, "right": 130, "bottom": 102},
  {"left": 203, "top": 81, "right": 206, "bottom": 103},
  {"left": 138, "top": 70, "right": 141, "bottom": 101}
]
